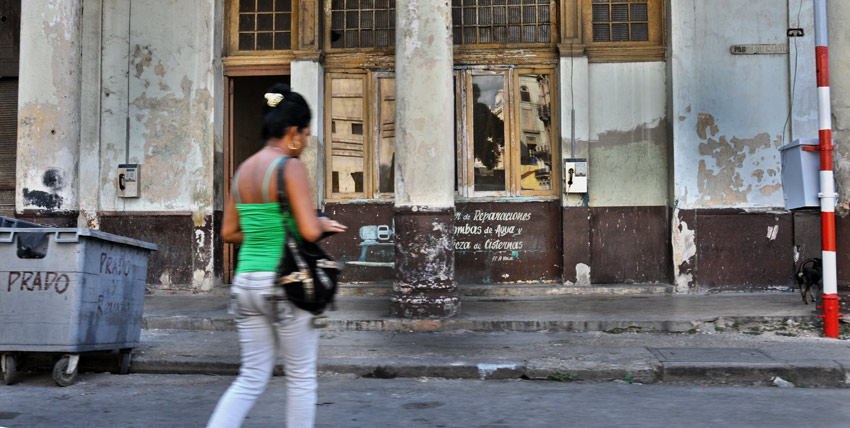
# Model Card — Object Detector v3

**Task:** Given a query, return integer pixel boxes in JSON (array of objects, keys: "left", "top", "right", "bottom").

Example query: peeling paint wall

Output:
[
  {"left": 291, "top": 60, "right": 324, "bottom": 203},
  {"left": 16, "top": 0, "right": 83, "bottom": 213},
  {"left": 587, "top": 62, "right": 668, "bottom": 207},
  {"left": 101, "top": 0, "right": 216, "bottom": 215},
  {"left": 671, "top": 209, "right": 696, "bottom": 292},
  {"left": 788, "top": 1, "right": 817, "bottom": 141},
  {"left": 559, "top": 55, "right": 590, "bottom": 208},
  {"left": 828, "top": 2, "right": 850, "bottom": 218},
  {"left": 670, "top": 1, "right": 790, "bottom": 209},
  {"left": 95, "top": 0, "right": 218, "bottom": 291}
]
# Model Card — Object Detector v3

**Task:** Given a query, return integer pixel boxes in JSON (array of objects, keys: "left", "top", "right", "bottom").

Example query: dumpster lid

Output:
[
  {"left": 0, "top": 227, "right": 158, "bottom": 251},
  {"left": 779, "top": 138, "right": 823, "bottom": 151}
]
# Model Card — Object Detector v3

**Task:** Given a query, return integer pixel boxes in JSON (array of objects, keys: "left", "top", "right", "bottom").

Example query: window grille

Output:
[
  {"left": 591, "top": 0, "right": 649, "bottom": 42},
  {"left": 330, "top": 0, "right": 396, "bottom": 49},
  {"left": 451, "top": 0, "right": 552, "bottom": 45},
  {"left": 237, "top": 0, "right": 293, "bottom": 50}
]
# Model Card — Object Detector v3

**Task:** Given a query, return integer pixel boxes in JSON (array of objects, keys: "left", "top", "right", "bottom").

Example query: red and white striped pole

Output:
[{"left": 812, "top": 0, "right": 843, "bottom": 338}]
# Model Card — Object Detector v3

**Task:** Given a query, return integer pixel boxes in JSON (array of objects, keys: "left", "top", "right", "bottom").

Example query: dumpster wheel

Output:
[
  {"left": 52, "top": 356, "right": 79, "bottom": 387},
  {"left": 118, "top": 349, "right": 132, "bottom": 375},
  {"left": 2, "top": 355, "right": 16, "bottom": 386}
]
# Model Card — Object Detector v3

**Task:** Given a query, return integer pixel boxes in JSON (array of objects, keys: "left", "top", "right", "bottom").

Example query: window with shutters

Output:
[
  {"left": 228, "top": 0, "right": 295, "bottom": 54},
  {"left": 322, "top": 3, "right": 561, "bottom": 201},
  {"left": 590, "top": 0, "right": 649, "bottom": 42},
  {"left": 326, "top": 1, "right": 557, "bottom": 50},
  {"left": 456, "top": 68, "right": 558, "bottom": 197},
  {"left": 565, "top": 0, "right": 664, "bottom": 62},
  {"left": 324, "top": 68, "right": 559, "bottom": 201},
  {"left": 451, "top": 0, "right": 556, "bottom": 46},
  {"left": 328, "top": 0, "right": 396, "bottom": 50},
  {"left": 324, "top": 72, "right": 396, "bottom": 200}
]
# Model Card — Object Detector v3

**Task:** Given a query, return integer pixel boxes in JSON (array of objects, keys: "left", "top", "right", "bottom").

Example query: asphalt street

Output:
[{"left": 2, "top": 373, "right": 849, "bottom": 427}]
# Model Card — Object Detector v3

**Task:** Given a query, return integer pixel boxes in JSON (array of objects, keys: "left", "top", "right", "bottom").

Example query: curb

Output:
[
  {"left": 143, "top": 315, "right": 821, "bottom": 334},
  {"left": 128, "top": 356, "right": 850, "bottom": 388}
]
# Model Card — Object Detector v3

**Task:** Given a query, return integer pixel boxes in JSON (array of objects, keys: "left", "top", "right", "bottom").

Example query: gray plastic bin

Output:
[
  {"left": 0, "top": 216, "right": 45, "bottom": 228},
  {"left": 0, "top": 227, "right": 157, "bottom": 386}
]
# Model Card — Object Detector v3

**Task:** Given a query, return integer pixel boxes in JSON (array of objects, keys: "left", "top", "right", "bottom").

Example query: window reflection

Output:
[
  {"left": 471, "top": 75, "right": 506, "bottom": 192},
  {"left": 378, "top": 77, "right": 395, "bottom": 194},
  {"left": 518, "top": 74, "right": 552, "bottom": 191},
  {"left": 330, "top": 78, "right": 365, "bottom": 194}
]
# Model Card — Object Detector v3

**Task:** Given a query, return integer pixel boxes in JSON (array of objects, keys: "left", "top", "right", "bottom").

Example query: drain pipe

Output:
[{"left": 811, "top": 0, "right": 843, "bottom": 338}]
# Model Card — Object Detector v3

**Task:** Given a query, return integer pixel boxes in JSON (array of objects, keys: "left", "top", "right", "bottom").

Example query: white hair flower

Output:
[{"left": 264, "top": 93, "right": 284, "bottom": 107}]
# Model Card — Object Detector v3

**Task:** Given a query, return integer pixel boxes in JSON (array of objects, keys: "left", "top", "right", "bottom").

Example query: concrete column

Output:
[
  {"left": 16, "top": 0, "right": 83, "bottom": 215},
  {"left": 559, "top": 54, "right": 591, "bottom": 286},
  {"left": 559, "top": 54, "right": 590, "bottom": 208},
  {"left": 79, "top": 0, "right": 103, "bottom": 228},
  {"left": 788, "top": 1, "right": 817, "bottom": 142},
  {"left": 391, "top": 0, "right": 458, "bottom": 318},
  {"left": 828, "top": 0, "right": 850, "bottom": 216},
  {"left": 291, "top": 59, "right": 324, "bottom": 203}
]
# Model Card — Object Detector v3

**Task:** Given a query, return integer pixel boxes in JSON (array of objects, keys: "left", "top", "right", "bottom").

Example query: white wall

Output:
[
  {"left": 98, "top": 0, "right": 217, "bottom": 217},
  {"left": 828, "top": 0, "right": 850, "bottom": 216},
  {"left": 587, "top": 62, "right": 668, "bottom": 207},
  {"left": 671, "top": 0, "right": 792, "bottom": 209},
  {"left": 16, "top": 0, "right": 83, "bottom": 213}
]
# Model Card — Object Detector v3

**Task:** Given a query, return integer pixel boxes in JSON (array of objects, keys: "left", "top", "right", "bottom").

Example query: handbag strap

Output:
[
  {"left": 276, "top": 157, "right": 314, "bottom": 288},
  {"left": 275, "top": 156, "right": 292, "bottom": 212}
]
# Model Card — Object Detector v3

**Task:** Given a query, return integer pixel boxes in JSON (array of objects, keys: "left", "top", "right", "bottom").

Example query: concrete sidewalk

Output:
[
  {"left": 142, "top": 292, "right": 822, "bottom": 333},
  {"left": 131, "top": 292, "right": 850, "bottom": 387}
]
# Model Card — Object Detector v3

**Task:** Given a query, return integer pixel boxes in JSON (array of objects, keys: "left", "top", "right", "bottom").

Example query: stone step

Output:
[{"left": 338, "top": 283, "right": 674, "bottom": 297}]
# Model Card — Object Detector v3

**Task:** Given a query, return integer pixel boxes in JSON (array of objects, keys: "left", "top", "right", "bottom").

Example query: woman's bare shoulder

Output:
[
  {"left": 283, "top": 156, "right": 307, "bottom": 175},
  {"left": 236, "top": 150, "right": 274, "bottom": 178}
]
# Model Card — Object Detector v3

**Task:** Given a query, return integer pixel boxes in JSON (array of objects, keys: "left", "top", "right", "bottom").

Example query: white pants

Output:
[{"left": 206, "top": 272, "right": 319, "bottom": 428}]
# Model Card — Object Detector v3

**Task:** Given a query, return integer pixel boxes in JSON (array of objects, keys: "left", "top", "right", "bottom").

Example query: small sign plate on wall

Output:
[{"left": 730, "top": 44, "right": 788, "bottom": 55}]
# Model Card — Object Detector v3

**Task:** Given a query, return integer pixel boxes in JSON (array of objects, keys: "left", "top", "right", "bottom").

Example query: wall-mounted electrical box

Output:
[
  {"left": 117, "top": 164, "right": 140, "bottom": 198},
  {"left": 779, "top": 139, "right": 821, "bottom": 209},
  {"left": 564, "top": 158, "right": 587, "bottom": 194}
]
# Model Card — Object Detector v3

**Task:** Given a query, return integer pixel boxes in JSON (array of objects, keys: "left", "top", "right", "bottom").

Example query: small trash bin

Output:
[
  {"left": 779, "top": 138, "right": 821, "bottom": 209},
  {"left": 0, "top": 227, "right": 157, "bottom": 386}
]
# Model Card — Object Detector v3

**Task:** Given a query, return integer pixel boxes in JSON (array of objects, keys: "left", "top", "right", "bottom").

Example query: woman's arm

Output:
[
  {"left": 221, "top": 192, "right": 244, "bottom": 244},
  {"left": 285, "top": 158, "right": 347, "bottom": 242}
]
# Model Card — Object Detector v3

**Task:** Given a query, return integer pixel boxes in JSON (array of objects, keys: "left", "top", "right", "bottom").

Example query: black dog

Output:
[{"left": 795, "top": 258, "right": 822, "bottom": 304}]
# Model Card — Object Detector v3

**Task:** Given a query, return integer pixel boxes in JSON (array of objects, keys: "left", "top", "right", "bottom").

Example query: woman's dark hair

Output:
[{"left": 261, "top": 83, "right": 311, "bottom": 141}]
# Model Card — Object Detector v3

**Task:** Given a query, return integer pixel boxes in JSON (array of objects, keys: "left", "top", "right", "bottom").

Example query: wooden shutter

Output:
[
  {"left": 0, "top": 0, "right": 19, "bottom": 214},
  {"left": 0, "top": 77, "right": 17, "bottom": 213}
]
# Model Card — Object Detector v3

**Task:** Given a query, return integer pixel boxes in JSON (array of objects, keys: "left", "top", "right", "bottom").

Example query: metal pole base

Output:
[{"left": 818, "top": 293, "right": 844, "bottom": 338}]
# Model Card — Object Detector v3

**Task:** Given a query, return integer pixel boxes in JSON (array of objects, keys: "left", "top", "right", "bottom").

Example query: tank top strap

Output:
[
  {"left": 232, "top": 173, "right": 242, "bottom": 204},
  {"left": 262, "top": 157, "right": 286, "bottom": 203}
]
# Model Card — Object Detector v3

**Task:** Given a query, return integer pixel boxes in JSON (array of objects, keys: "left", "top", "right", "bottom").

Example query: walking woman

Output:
[{"left": 207, "top": 84, "right": 347, "bottom": 428}]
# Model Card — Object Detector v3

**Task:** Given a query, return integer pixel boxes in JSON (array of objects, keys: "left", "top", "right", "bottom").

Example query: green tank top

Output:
[{"left": 233, "top": 157, "right": 301, "bottom": 274}]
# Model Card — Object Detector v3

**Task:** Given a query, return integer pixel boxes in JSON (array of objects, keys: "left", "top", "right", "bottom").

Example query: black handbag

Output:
[{"left": 274, "top": 157, "right": 343, "bottom": 315}]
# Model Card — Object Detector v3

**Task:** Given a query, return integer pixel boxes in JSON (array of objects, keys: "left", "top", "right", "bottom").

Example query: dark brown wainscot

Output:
[
  {"left": 322, "top": 201, "right": 563, "bottom": 284},
  {"left": 454, "top": 201, "right": 562, "bottom": 284}
]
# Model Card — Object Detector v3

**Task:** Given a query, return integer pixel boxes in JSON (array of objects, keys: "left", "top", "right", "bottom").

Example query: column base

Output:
[
  {"left": 391, "top": 206, "right": 459, "bottom": 318},
  {"left": 390, "top": 293, "right": 461, "bottom": 318}
]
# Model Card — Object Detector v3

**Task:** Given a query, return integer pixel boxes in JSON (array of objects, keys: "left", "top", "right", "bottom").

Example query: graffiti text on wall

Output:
[{"left": 454, "top": 210, "right": 532, "bottom": 261}]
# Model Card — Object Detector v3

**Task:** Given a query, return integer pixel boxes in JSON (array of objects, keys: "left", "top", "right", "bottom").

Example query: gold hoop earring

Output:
[{"left": 288, "top": 140, "right": 301, "bottom": 151}]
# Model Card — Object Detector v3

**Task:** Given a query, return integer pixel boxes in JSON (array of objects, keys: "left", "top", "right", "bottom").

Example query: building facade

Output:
[{"left": 5, "top": 0, "right": 850, "bottom": 297}]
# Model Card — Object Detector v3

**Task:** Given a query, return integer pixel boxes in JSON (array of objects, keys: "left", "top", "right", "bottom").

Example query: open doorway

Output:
[
  {"left": 224, "top": 74, "right": 290, "bottom": 282},
  {"left": 231, "top": 75, "right": 291, "bottom": 170}
]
